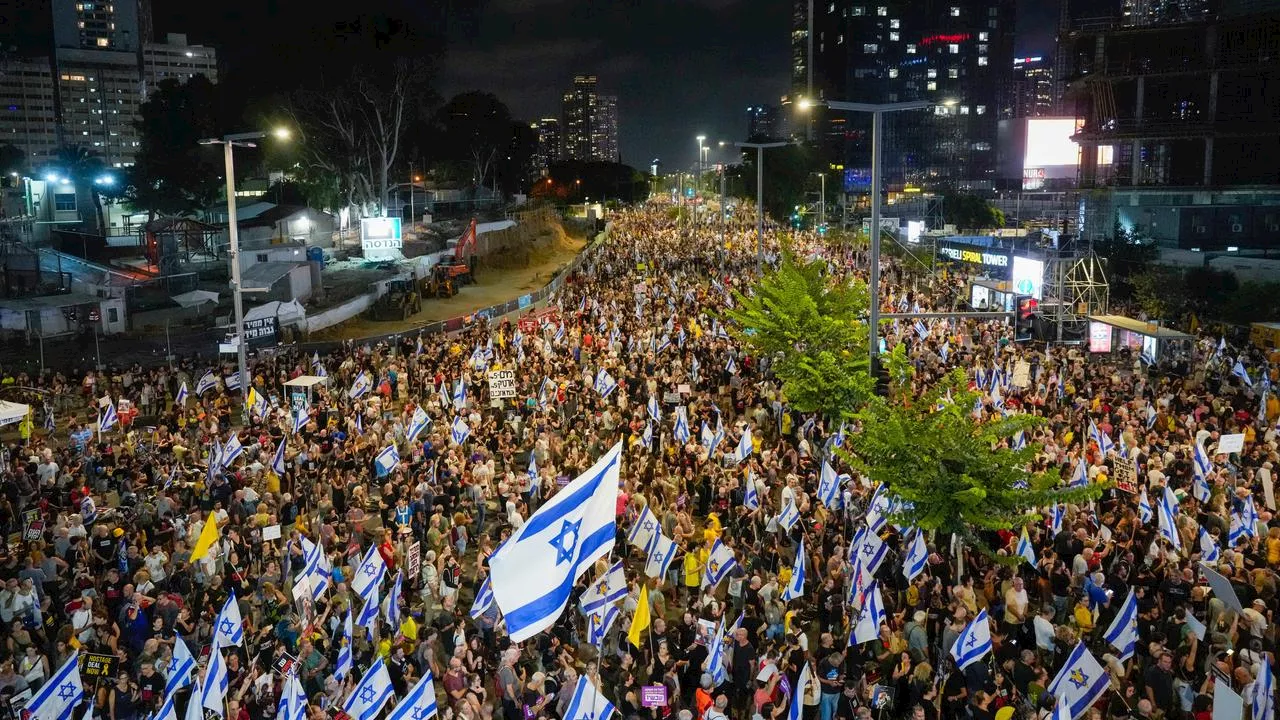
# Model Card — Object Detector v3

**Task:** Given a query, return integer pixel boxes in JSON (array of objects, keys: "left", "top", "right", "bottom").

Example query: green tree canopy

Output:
[
  {"left": 726, "top": 253, "right": 872, "bottom": 423},
  {"left": 128, "top": 76, "right": 224, "bottom": 219},
  {"left": 846, "top": 360, "right": 1102, "bottom": 543}
]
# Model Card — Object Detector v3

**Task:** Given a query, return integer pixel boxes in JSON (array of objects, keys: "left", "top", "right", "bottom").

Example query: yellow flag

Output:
[
  {"left": 189, "top": 511, "right": 220, "bottom": 563},
  {"left": 627, "top": 584, "right": 651, "bottom": 648}
]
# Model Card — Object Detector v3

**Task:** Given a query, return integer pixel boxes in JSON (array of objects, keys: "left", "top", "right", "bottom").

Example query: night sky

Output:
[{"left": 2, "top": 0, "right": 1061, "bottom": 172}]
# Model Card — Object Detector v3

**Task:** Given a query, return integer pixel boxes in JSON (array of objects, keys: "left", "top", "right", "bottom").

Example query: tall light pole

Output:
[
  {"left": 696, "top": 135, "right": 706, "bottom": 204},
  {"left": 818, "top": 99, "right": 931, "bottom": 370},
  {"left": 736, "top": 141, "right": 790, "bottom": 271},
  {"left": 199, "top": 127, "right": 290, "bottom": 410},
  {"left": 817, "top": 172, "right": 826, "bottom": 230}
]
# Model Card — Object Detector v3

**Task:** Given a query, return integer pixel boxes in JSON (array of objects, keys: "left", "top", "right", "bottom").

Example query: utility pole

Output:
[{"left": 736, "top": 141, "right": 789, "bottom": 272}]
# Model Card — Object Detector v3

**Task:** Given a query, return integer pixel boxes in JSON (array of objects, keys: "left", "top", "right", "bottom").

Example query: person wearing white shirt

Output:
[{"left": 1033, "top": 605, "right": 1056, "bottom": 652}]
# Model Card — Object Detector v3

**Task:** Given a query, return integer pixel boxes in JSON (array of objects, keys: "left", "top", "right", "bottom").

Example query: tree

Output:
[
  {"left": 741, "top": 144, "right": 821, "bottom": 222},
  {"left": 845, "top": 362, "right": 1102, "bottom": 545},
  {"left": 429, "top": 92, "right": 516, "bottom": 190},
  {"left": 726, "top": 253, "right": 873, "bottom": 423},
  {"left": 129, "top": 76, "right": 223, "bottom": 220},
  {"left": 1094, "top": 219, "right": 1158, "bottom": 301},
  {"left": 943, "top": 192, "right": 1004, "bottom": 229},
  {"left": 0, "top": 143, "right": 24, "bottom": 177},
  {"left": 1131, "top": 266, "right": 1187, "bottom": 321}
]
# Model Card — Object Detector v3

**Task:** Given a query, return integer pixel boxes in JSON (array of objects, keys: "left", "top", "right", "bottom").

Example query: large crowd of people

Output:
[{"left": 0, "top": 201, "right": 1275, "bottom": 720}]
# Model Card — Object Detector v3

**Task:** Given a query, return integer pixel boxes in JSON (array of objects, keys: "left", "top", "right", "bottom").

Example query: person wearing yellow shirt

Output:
[
  {"left": 1072, "top": 595, "right": 1094, "bottom": 633},
  {"left": 683, "top": 544, "right": 708, "bottom": 596},
  {"left": 398, "top": 614, "right": 419, "bottom": 654}
]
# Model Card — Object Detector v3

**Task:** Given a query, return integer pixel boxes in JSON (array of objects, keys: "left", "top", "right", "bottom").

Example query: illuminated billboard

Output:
[
  {"left": 1024, "top": 118, "right": 1083, "bottom": 169},
  {"left": 1011, "top": 256, "right": 1044, "bottom": 300},
  {"left": 1089, "top": 322, "right": 1113, "bottom": 353}
]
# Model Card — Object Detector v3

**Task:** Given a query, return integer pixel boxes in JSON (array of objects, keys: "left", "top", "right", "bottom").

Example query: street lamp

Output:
[
  {"left": 695, "top": 135, "right": 706, "bottom": 202},
  {"left": 819, "top": 99, "right": 932, "bottom": 370},
  {"left": 816, "top": 172, "right": 825, "bottom": 230},
  {"left": 198, "top": 128, "right": 291, "bottom": 410},
  {"left": 736, "top": 141, "right": 791, "bottom": 271}
]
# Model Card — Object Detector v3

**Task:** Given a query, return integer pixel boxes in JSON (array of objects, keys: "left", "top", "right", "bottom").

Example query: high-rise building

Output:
[
  {"left": 1065, "top": 4, "right": 1280, "bottom": 249},
  {"left": 52, "top": 0, "right": 150, "bottom": 52},
  {"left": 561, "top": 75, "right": 597, "bottom": 162},
  {"left": 594, "top": 94, "right": 619, "bottom": 162},
  {"left": 1121, "top": 0, "right": 1211, "bottom": 25},
  {"left": 0, "top": 57, "right": 60, "bottom": 166},
  {"left": 0, "top": 0, "right": 216, "bottom": 169},
  {"left": 529, "top": 118, "right": 561, "bottom": 176},
  {"left": 1010, "top": 56, "right": 1055, "bottom": 118},
  {"left": 833, "top": 0, "right": 1017, "bottom": 189},
  {"left": 747, "top": 104, "right": 782, "bottom": 141},
  {"left": 560, "top": 75, "right": 619, "bottom": 163},
  {"left": 143, "top": 34, "right": 218, "bottom": 90}
]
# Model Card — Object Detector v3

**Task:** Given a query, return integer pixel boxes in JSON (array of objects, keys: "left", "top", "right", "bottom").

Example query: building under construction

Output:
[{"left": 1062, "top": 1, "right": 1280, "bottom": 249}]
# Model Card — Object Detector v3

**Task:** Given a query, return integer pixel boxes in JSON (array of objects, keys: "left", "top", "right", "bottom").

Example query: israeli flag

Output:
[
  {"left": 1232, "top": 359, "right": 1253, "bottom": 387},
  {"left": 1229, "top": 512, "right": 1250, "bottom": 547},
  {"left": 673, "top": 406, "right": 691, "bottom": 444},
  {"left": 1192, "top": 442, "right": 1212, "bottom": 501},
  {"left": 375, "top": 445, "right": 400, "bottom": 478},
  {"left": 1046, "top": 642, "right": 1111, "bottom": 720},
  {"left": 196, "top": 371, "right": 218, "bottom": 396},
  {"left": 155, "top": 687, "right": 178, "bottom": 720},
  {"left": 175, "top": 382, "right": 189, "bottom": 407},
  {"left": 725, "top": 356, "right": 737, "bottom": 374},
  {"left": 641, "top": 421, "right": 654, "bottom": 450},
  {"left": 224, "top": 372, "right": 241, "bottom": 392},
  {"left": 853, "top": 529, "right": 888, "bottom": 577},
  {"left": 220, "top": 431, "right": 243, "bottom": 467},
  {"left": 903, "top": 529, "right": 929, "bottom": 581},
  {"left": 387, "top": 670, "right": 439, "bottom": 720},
  {"left": 451, "top": 416, "right": 470, "bottom": 445},
  {"left": 691, "top": 355, "right": 701, "bottom": 379},
  {"left": 1012, "top": 430, "right": 1027, "bottom": 450},
  {"left": 1251, "top": 655, "right": 1275, "bottom": 720},
  {"left": 594, "top": 368, "right": 618, "bottom": 398},
  {"left": 406, "top": 406, "right": 430, "bottom": 443},
  {"left": 950, "top": 609, "right": 992, "bottom": 670},
  {"left": 1159, "top": 485, "right": 1181, "bottom": 549},
  {"left": 356, "top": 585, "right": 380, "bottom": 637},
  {"left": 628, "top": 504, "right": 659, "bottom": 550},
  {"left": 469, "top": 576, "right": 495, "bottom": 620},
  {"left": 780, "top": 538, "right": 806, "bottom": 602},
  {"left": 342, "top": 658, "right": 395, "bottom": 720},
  {"left": 487, "top": 442, "right": 622, "bottom": 642},
  {"left": 644, "top": 532, "right": 677, "bottom": 579},
  {"left": 293, "top": 408, "right": 309, "bottom": 433},
  {"left": 1198, "top": 520, "right": 1218, "bottom": 561},
  {"left": 299, "top": 536, "right": 330, "bottom": 600},
  {"left": 207, "top": 440, "right": 221, "bottom": 484},
  {"left": 98, "top": 401, "right": 118, "bottom": 433},
  {"left": 1016, "top": 527, "right": 1037, "bottom": 568},
  {"left": 1102, "top": 589, "right": 1139, "bottom": 661},
  {"left": 186, "top": 679, "right": 204, "bottom": 720},
  {"left": 776, "top": 498, "right": 800, "bottom": 532},
  {"left": 1138, "top": 488, "right": 1153, "bottom": 524},
  {"left": 165, "top": 634, "right": 195, "bottom": 696},
  {"left": 214, "top": 592, "right": 244, "bottom": 646},
  {"left": 1145, "top": 404, "right": 1157, "bottom": 429},
  {"left": 656, "top": 335, "right": 670, "bottom": 354},
  {"left": 743, "top": 471, "right": 760, "bottom": 511},
  {"left": 201, "top": 639, "right": 229, "bottom": 716},
  {"left": 1242, "top": 495, "right": 1261, "bottom": 537},
  {"left": 334, "top": 611, "right": 353, "bottom": 682},
  {"left": 452, "top": 378, "right": 467, "bottom": 409},
  {"left": 277, "top": 675, "right": 306, "bottom": 720},
  {"left": 865, "top": 484, "right": 892, "bottom": 534},
  {"left": 647, "top": 395, "right": 661, "bottom": 422},
  {"left": 1069, "top": 457, "right": 1088, "bottom": 488},
  {"left": 271, "top": 440, "right": 287, "bottom": 476},
  {"left": 579, "top": 561, "right": 628, "bottom": 614},
  {"left": 348, "top": 371, "right": 371, "bottom": 399},
  {"left": 527, "top": 452, "right": 540, "bottom": 494},
  {"left": 23, "top": 651, "right": 84, "bottom": 720},
  {"left": 702, "top": 538, "right": 738, "bottom": 588},
  {"left": 351, "top": 544, "right": 388, "bottom": 600},
  {"left": 562, "top": 676, "right": 616, "bottom": 720},
  {"left": 707, "top": 618, "right": 728, "bottom": 685},
  {"left": 383, "top": 571, "right": 403, "bottom": 628},
  {"left": 788, "top": 656, "right": 812, "bottom": 720},
  {"left": 734, "top": 426, "right": 753, "bottom": 463},
  {"left": 817, "top": 460, "right": 841, "bottom": 509},
  {"left": 586, "top": 605, "right": 621, "bottom": 647},
  {"left": 1050, "top": 503, "right": 1065, "bottom": 535},
  {"left": 940, "top": 342, "right": 950, "bottom": 362},
  {"left": 850, "top": 580, "right": 886, "bottom": 644}
]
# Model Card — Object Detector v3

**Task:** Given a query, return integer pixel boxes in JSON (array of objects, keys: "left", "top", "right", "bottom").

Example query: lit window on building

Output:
[
  {"left": 888, "top": 68, "right": 899, "bottom": 78},
  {"left": 906, "top": 44, "right": 916, "bottom": 53},
  {"left": 951, "top": 6, "right": 960, "bottom": 16},
  {"left": 979, "top": 32, "right": 989, "bottom": 41},
  {"left": 978, "top": 56, "right": 988, "bottom": 66},
  {"left": 852, "top": 6, "right": 865, "bottom": 15},
  {"left": 890, "top": 18, "right": 899, "bottom": 28},
  {"left": 949, "top": 68, "right": 958, "bottom": 78},
  {"left": 864, "top": 43, "right": 879, "bottom": 53},
  {"left": 960, "top": 105, "right": 970, "bottom": 114},
  {"left": 96, "top": 38, "right": 109, "bottom": 47},
  {"left": 927, "top": 81, "right": 937, "bottom": 91},
  {"left": 928, "top": 69, "right": 937, "bottom": 78},
  {"left": 977, "top": 105, "right": 987, "bottom": 114},
  {"left": 890, "top": 32, "right": 899, "bottom": 41},
  {"left": 877, "top": 6, "right": 887, "bottom": 15}
]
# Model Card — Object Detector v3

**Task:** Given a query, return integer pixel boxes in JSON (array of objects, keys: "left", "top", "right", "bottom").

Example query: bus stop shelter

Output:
[{"left": 1086, "top": 314, "right": 1196, "bottom": 361}]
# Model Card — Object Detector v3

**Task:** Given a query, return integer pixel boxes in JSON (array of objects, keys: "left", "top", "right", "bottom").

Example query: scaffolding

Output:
[{"left": 1042, "top": 249, "right": 1110, "bottom": 342}]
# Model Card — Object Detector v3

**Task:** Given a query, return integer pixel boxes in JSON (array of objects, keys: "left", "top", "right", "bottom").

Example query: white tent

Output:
[
  {"left": 171, "top": 290, "right": 221, "bottom": 308},
  {"left": 244, "top": 299, "right": 306, "bottom": 328},
  {"left": 0, "top": 400, "right": 31, "bottom": 428}
]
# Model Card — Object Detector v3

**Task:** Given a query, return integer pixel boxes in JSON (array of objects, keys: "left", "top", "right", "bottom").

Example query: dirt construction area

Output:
[{"left": 309, "top": 222, "right": 587, "bottom": 340}]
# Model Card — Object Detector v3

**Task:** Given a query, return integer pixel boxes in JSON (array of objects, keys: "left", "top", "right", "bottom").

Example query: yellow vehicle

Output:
[{"left": 1250, "top": 322, "right": 1280, "bottom": 350}]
